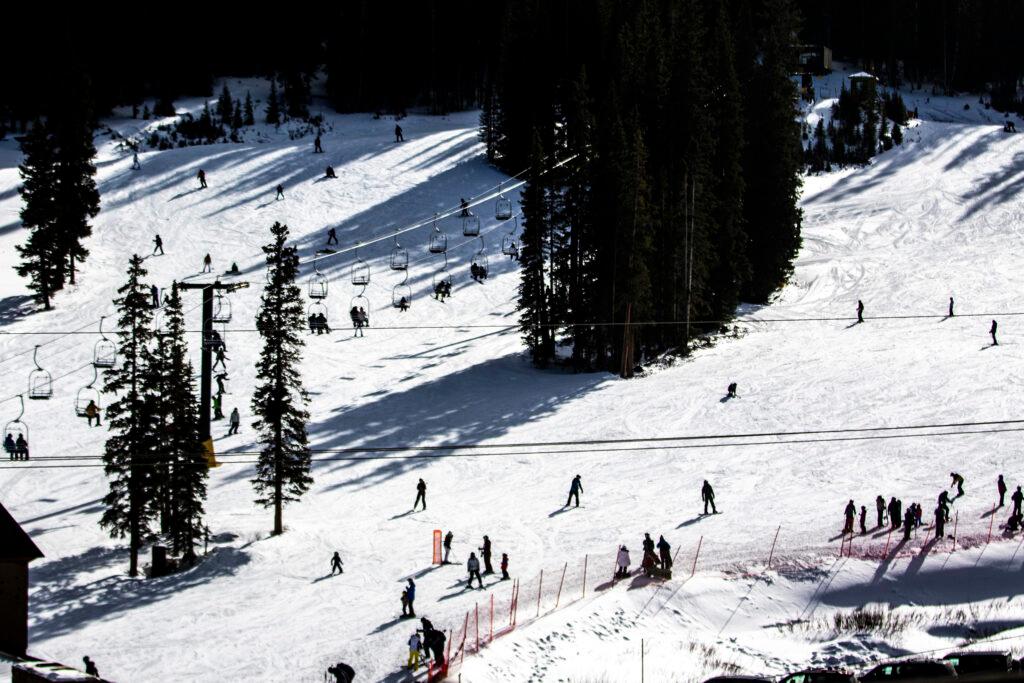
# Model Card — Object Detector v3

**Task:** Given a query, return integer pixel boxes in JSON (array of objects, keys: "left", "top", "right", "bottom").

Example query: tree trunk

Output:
[{"left": 68, "top": 252, "right": 76, "bottom": 285}]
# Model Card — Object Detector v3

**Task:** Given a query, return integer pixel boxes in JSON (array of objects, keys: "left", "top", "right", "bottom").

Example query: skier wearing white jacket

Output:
[
  {"left": 615, "top": 546, "right": 631, "bottom": 578},
  {"left": 467, "top": 552, "right": 483, "bottom": 589}
]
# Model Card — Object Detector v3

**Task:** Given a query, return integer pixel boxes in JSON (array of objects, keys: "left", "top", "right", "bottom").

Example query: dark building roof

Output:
[{"left": 0, "top": 500, "right": 44, "bottom": 562}]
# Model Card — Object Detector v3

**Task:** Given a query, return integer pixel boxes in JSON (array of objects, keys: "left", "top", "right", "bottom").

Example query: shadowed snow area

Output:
[{"left": 1, "top": 76, "right": 1024, "bottom": 681}]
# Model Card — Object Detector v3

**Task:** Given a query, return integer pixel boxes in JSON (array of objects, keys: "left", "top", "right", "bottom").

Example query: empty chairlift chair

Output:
[
  {"left": 93, "top": 316, "right": 117, "bottom": 368},
  {"left": 390, "top": 234, "right": 408, "bottom": 271},
  {"left": 428, "top": 215, "right": 448, "bottom": 254},
  {"left": 308, "top": 254, "right": 329, "bottom": 300},
  {"left": 462, "top": 214, "right": 481, "bottom": 237},
  {"left": 495, "top": 188, "right": 513, "bottom": 220},
  {"left": 211, "top": 292, "right": 232, "bottom": 324},
  {"left": 27, "top": 346, "right": 52, "bottom": 400},
  {"left": 351, "top": 246, "right": 371, "bottom": 286}
]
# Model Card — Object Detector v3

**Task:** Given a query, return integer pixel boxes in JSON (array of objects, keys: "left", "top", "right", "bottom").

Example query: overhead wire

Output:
[{"left": 4, "top": 418, "right": 1023, "bottom": 468}]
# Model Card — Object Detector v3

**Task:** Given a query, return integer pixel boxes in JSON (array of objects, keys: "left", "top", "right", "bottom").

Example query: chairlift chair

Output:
[
  {"left": 93, "top": 316, "right": 117, "bottom": 368},
  {"left": 428, "top": 214, "right": 448, "bottom": 254},
  {"left": 392, "top": 283, "right": 412, "bottom": 309},
  {"left": 432, "top": 269, "right": 453, "bottom": 291},
  {"left": 27, "top": 346, "right": 52, "bottom": 400},
  {"left": 349, "top": 291, "right": 370, "bottom": 326},
  {"left": 351, "top": 258, "right": 371, "bottom": 286},
  {"left": 308, "top": 252, "right": 329, "bottom": 299},
  {"left": 495, "top": 195, "right": 513, "bottom": 221},
  {"left": 471, "top": 253, "right": 489, "bottom": 280},
  {"left": 4, "top": 396, "right": 28, "bottom": 458},
  {"left": 390, "top": 233, "right": 408, "bottom": 271},
  {"left": 462, "top": 214, "right": 481, "bottom": 237},
  {"left": 75, "top": 367, "right": 101, "bottom": 418},
  {"left": 211, "top": 292, "right": 232, "bottom": 324},
  {"left": 306, "top": 301, "right": 330, "bottom": 334},
  {"left": 501, "top": 217, "right": 520, "bottom": 256}
]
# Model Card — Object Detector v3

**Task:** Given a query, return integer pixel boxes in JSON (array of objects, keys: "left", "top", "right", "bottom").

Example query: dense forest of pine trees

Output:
[{"left": 487, "top": 0, "right": 805, "bottom": 371}]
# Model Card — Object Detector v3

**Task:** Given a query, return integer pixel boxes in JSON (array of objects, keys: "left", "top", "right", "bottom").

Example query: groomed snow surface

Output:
[{"left": 1, "top": 76, "right": 1023, "bottom": 682}]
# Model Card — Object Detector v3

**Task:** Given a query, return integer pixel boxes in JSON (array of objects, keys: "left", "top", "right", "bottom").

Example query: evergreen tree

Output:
[
  {"left": 892, "top": 120, "right": 903, "bottom": 145},
  {"left": 517, "top": 133, "right": 555, "bottom": 367},
  {"left": 15, "top": 119, "right": 63, "bottom": 309},
  {"left": 153, "top": 94, "right": 176, "bottom": 118},
  {"left": 265, "top": 81, "right": 281, "bottom": 126},
  {"left": 243, "top": 92, "right": 255, "bottom": 126},
  {"left": 216, "top": 84, "right": 233, "bottom": 123},
  {"left": 160, "top": 284, "right": 208, "bottom": 562},
  {"left": 101, "top": 255, "right": 156, "bottom": 576},
  {"left": 50, "top": 89, "right": 100, "bottom": 286},
  {"left": 738, "top": 0, "right": 804, "bottom": 302},
  {"left": 231, "top": 99, "right": 244, "bottom": 130},
  {"left": 142, "top": 105, "right": 150, "bottom": 120},
  {"left": 252, "top": 222, "right": 311, "bottom": 536},
  {"left": 810, "top": 119, "right": 828, "bottom": 171}
]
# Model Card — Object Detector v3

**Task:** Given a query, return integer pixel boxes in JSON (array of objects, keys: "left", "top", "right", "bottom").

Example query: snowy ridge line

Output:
[{"left": 4, "top": 419, "right": 1024, "bottom": 467}]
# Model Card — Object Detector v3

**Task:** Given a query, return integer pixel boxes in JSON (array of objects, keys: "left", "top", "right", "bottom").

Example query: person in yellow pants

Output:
[{"left": 407, "top": 632, "right": 422, "bottom": 670}]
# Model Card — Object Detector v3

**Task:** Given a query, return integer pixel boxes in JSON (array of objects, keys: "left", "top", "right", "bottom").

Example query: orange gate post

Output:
[
  {"left": 433, "top": 529, "right": 442, "bottom": 565},
  {"left": 554, "top": 562, "right": 567, "bottom": 609}
]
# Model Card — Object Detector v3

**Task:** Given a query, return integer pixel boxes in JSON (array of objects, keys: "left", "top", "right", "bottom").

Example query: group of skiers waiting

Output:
[
  {"left": 616, "top": 533, "right": 674, "bottom": 579},
  {"left": 854, "top": 298, "right": 1000, "bottom": 345},
  {"left": 842, "top": 472, "right": 1024, "bottom": 541},
  {"left": 466, "top": 535, "right": 510, "bottom": 589},
  {"left": 405, "top": 617, "right": 445, "bottom": 673}
]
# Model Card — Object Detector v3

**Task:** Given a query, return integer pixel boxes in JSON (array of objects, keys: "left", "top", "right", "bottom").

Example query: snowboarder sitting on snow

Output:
[
  {"left": 951, "top": 472, "right": 965, "bottom": 498},
  {"left": 83, "top": 657, "right": 99, "bottom": 677},
  {"left": 565, "top": 474, "right": 583, "bottom": 507},
  {"left": 326, "top": 662, "right": 355, "bottom": 683},
  {"left": 227, "top": 262, "right": 239, "bottom": 275},
  {"left": 1005, "top": 510, "right": 1024, "bottom": 533},
  {"left": 615, "top": 546, "right": 631, "bottom": 578},
  {"left": 467, "top": 552, "right": 483, "bottom": 589},
  {"left": 702, "top": 480, "right": 717, "bottom": 515},
  {"left": 325, "top": 165, "right": 337, "bottom": 179}
]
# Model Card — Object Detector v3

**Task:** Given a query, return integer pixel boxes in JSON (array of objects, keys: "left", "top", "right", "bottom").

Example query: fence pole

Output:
[
  {"left": 988, "top": 505, "right": 995, "bottom": 544},
  {"left": 460, "top": 613, "right": 469, "bottom": 668},
  {"left": 536, "top": 569, "right": 544, "bottom": 618},
  {"left": 445, "top": 628, "right": 453, "bottom": 665},
  {"left": 512, "top": 579, "right": 519, "bottom": 627},
  {"left": 554, "top": 562, "right": 568, "bottom": 609},
  {"left": 475, "top": 603, "right": 480, "bottom": 652},
  {"left": 691, "top": 536, "right": 703, "bottom": 577},
  {"left": 952, "top": 511, "right": 959, "bottom": 552},
  {"left": 767, "top": 525, "right": 781, "bottom": 569},
  {"left": 883, "top": 527, "right": 893, "bottom": 556},
  {"left": 582, "top": 554, "right": 588, "bottom": 598},
  {"left": 490, "top": 594, "right": 494, "bottom": 643}
]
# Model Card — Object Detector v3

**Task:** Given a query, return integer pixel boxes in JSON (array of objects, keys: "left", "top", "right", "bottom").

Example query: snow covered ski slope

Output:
[{"left": 1, "top": 79, "right": 1024, "bottom": 681}]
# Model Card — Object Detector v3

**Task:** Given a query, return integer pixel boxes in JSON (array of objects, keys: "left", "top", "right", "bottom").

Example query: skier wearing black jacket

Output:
[
  {"left": 875, "top": 495, "right": 886, "bottom": 528},
  {"left": 702, "top": 480, "right": 717, "bottom": 514}
]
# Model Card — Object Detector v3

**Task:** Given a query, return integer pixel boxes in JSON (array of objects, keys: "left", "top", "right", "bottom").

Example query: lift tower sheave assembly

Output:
[{"left": 179, "top": 280, "right": 249, "bottom": 466}]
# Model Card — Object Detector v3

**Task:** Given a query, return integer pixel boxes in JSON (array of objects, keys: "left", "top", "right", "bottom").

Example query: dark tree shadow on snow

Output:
[{"left": 29, "top": 545, "right": 250, "bottom": 640}]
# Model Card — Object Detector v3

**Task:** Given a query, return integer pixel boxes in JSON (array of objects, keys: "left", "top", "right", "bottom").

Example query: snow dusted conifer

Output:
[
  {"left": 251, "top": 222, "right": 311, "bottom": 536},
  {"left": 231, "top": 99, "right": 244, "bottom": 130},
  {"left": 101, "top": 254, "right": 156, "bottom": 576},
  {"left": 517, "top": 132, "right": 555, "bottom": 367}
]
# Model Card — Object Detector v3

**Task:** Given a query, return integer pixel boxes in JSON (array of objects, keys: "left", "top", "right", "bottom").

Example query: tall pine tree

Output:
[
  {"left": 16, "top": 119, "right": 63, "bottom": 309},
  {"left": 160, "top": 283, "right": 208, "bottom": 562},
  {"left": 101, "top": 255, "right": 156, "bottom": 576},
  {"left": 252, "top": 222, "right": 311, "bottom": 536},
  {"left": 265, "top": 81, "right": 282, "bottom": 126},
  {"left": 517, "top": 133, "right": 555, "bottom": 366}
]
